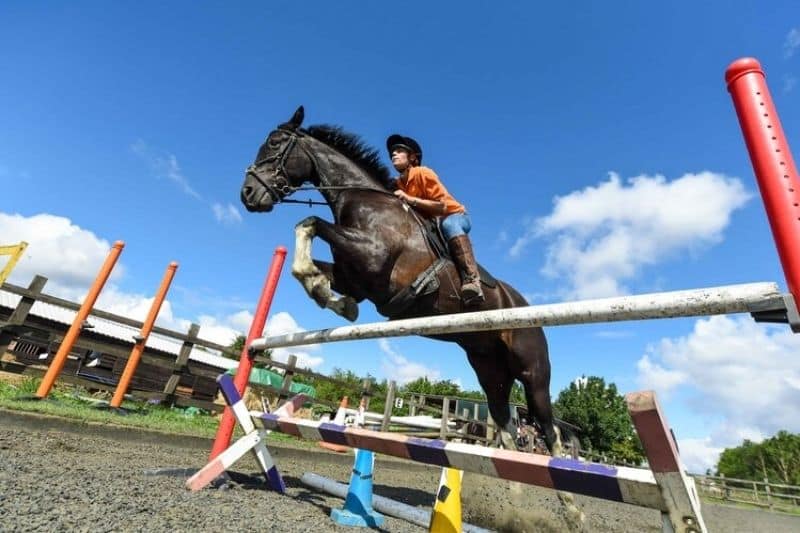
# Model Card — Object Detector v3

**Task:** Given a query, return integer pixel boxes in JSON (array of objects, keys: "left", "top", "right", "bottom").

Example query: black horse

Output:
[{"left": 240, "top": 106, "right": 562, "bottom": 456}]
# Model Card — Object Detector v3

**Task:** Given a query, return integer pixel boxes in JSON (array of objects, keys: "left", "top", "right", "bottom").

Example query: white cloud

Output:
[
  {"left": 131, "top": 140, "right": 202, "bottom": 200},
  {"left": 95, "top": 286, "right": 177, "bottom": 327},
  {"left": 378, "top": 338, "right": 441, "bottom": 384},
  {"left": 0, "top": 210, "right": 256, "bottom": 351},
  {"left": 637, "top": 315, "right": 800, "bottom": 472},
  {"left": 212, "top": 202, "right": 243, "bottom": 224},
  {"left": 0, "top": 212, "right": 125, "bottom": 298},
  {"left": 193, "top": 314, "right": 242, "bottom": 347},
  {"left": 263, "top": 311, "right": 324, "bottom": 369},
  {"left": 636, "top": 354, "right": 688, "bottom": 395},
  {"left": 677, "top": 437, "right": 725, "bottom": 474},
  {"left": 226, "top": 309, "right": 255, "bottom": 332},
  {"left": 784, "top": 28, "right": 800, "bottom": 58},
  {"left": 131, "top": 140, "right": 243, "bottom": 226},
  {"left": 512, "top": 172, "right": 751, "bottom": 299}
]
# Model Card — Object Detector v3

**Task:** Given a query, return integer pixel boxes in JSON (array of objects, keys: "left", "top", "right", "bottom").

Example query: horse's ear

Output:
[{"left": 289, "top": 106, "right": 305, "bottom": 128}]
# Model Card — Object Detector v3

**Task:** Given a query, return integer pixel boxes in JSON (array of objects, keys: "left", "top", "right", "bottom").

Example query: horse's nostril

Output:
[{"left": 243, "top": 186, "right": 253, "bottom": 199}]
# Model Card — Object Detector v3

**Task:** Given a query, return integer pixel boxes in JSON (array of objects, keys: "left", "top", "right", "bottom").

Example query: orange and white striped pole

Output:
[
  {"left": 36, "top": 241, "right": 125, "bottom": 398},
  {"left": 110, "top": 261, "right": 178, "bottom": 408}
]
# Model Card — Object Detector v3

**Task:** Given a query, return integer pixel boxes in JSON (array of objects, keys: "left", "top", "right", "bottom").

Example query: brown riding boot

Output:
[{"left": 448, "top": 235, "right": 485, "bottom": 304}]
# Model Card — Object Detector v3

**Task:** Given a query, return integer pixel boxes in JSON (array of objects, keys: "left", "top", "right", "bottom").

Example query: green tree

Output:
[
  {"left": 301, "top": 368, "right": 367, "bottom": 405},
  {"left": 717, "top": 431, "right": 800, "bottom": 484},
  {"left": 553, "top": 376, "right": 644, "bottom": 464},
  {"left": 510, "top": 382, "right": 526, "bottom": 405},
  {"left": 226, "top": 335, "right": 272, "bottom": 362},
  {"left": 401, "top": 376, "right": 463, "bottom": 397},
  {"left": 228, "top": 335, "right": 246, "bottom": 355},
  {"left": 763, "top": 431, "right": 800, "bottom": 484},
  {"left": 460, "top": 388, "right": 487, "bottom": 401}
]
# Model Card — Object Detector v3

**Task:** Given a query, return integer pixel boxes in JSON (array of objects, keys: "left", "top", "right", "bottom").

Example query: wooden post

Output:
[
  {"left": 753, "top": 480, "right": 759, "bottom": 503},
  {"left": 440, "top": 397, "right": 450, "bottom": 440},
  {"left": 764, "top": 477, "right": 772, "bottom": 509},
  {"left": 721, "top": 473, "right": 729, "bottom": 500},
  {"left": 409, "top": 394, "right": 417, "bottom": 416},
  {"left": 277, "top": 354, "right": 297, "bottom": 406},
  {"left": 0, "top": 275, "right": 47, "bottom": 356},
  {"left": 162, "top": 323, "right": 200, "bottom": 405},
  {"left": 381, "top": 380, "right": 396, "bottom": 432},
  {"left": 360, "top": 378, "right": 372, "bottom": 411}
]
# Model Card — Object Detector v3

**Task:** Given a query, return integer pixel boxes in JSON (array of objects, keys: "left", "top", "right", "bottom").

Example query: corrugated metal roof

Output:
[{"left": 0, "top": 289, "right": 238, "bottom": 371}]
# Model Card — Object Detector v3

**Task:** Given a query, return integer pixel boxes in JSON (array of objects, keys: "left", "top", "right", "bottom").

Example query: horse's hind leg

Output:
[{"left": 292, "top": 218, "right": 358, "bottom": 321}]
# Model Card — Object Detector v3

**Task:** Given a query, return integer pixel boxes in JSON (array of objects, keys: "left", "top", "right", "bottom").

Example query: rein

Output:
[{"left": 276, "top": 186, "right": 393, "bottom": 207}]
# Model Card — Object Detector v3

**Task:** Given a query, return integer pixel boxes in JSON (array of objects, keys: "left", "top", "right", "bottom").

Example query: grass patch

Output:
[
  {"left": 0, "top": 376, "right": 306, "bottom": 446},
  {"left": 701, "top": 495, "right": 800, "bottom": 516}
]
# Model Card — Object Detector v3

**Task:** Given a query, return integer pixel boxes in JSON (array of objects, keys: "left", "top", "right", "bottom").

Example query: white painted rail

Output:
[{"left": 251, "top": 282, "right": 785, "bottom": 350}]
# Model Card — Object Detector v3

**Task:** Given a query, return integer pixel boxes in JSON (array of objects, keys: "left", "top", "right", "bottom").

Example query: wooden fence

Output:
[
  {"left": 0, "top": 275, "right": 374, "bottom": 412},
  {"left": 693, "top": 473, "right": 800, "bottom": 512}
]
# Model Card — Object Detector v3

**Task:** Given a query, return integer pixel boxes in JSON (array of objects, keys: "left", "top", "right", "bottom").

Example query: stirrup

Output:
[{"left": 461, "top": 284, "right": 485, "bottom": 305}]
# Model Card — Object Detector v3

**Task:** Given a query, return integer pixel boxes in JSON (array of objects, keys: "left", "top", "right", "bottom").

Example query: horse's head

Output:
[{"left": 240, "top": 106, "right": 316, "bottom": 212}]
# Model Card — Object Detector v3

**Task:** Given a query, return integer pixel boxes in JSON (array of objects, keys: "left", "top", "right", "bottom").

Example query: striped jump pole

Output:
[
  {"left": 250, "top": 282, "right": 787, "bottom": 351},
  {"left": 188, "top": 373, "right": 308, "bottom": 493},
  {"left": 188, "top": 374, "right": 705, "bottom": 532}
]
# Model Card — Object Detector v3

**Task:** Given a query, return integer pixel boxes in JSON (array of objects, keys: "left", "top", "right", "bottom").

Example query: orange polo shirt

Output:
[{"left": 396, "top": 166, "right": 465, "bottom": 217}]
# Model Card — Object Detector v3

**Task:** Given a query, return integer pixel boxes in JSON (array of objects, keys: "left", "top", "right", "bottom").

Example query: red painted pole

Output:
[
  {"left": 726, "top": 58, "right": 800, "bottom": 304},
  {"left": 209, "top": 246, "right": 287, "bottom": 460},
  {"left": 110, "top": 261, "right": 179, "bottom": 408},
  {"left": 36, "top": 241, "right": 125, "bottom": 398}
]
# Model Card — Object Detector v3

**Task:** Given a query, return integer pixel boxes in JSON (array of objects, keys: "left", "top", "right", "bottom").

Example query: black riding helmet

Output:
[{"left": 386, "top": 134, "right": 423, "bottom": 163}]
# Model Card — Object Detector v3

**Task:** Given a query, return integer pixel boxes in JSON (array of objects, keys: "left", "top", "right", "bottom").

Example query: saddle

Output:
[{"left": 376, "top": 215, "right": 497, "bottom": 317}]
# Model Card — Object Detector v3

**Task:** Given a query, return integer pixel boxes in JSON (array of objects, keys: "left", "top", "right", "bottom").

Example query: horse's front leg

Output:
[{"left": 292, "top": 216, "right": 362, "bottom": 322}]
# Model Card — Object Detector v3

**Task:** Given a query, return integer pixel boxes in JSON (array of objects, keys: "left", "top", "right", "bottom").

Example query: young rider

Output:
[{"left": 387, "top": 134, "right": 484, "bottom": 304}]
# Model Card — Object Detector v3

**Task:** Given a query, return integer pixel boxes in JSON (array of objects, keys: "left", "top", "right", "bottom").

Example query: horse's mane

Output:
[{"left": 306, "top": 125, "right": 392, "bottom": 189}]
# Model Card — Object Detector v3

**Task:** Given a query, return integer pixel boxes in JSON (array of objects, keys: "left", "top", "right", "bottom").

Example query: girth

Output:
[{"left": 376, "top": 257, "right": 449, "bottom": 317}]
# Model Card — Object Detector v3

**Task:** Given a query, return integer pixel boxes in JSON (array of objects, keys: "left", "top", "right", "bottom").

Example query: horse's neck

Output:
[{"left": 307, "top": 142, "right": 385, "bottom": 218}]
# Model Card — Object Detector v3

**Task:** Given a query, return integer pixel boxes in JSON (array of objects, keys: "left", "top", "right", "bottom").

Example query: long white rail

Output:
[{"left": 251, "top": 282, "right": 785, "bottom": 350}]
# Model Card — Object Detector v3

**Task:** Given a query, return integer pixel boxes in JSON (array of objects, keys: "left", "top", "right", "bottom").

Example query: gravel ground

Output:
[{"left": 1, "top": 409, "right": 799, "bottom": 532}]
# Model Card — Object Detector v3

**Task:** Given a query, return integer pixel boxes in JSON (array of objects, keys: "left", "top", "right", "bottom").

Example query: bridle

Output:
[
  {"left": 245, "top": 126, "right": 393, "bottom": 207},
  {"left": 245, "top": 126, "right": 304, "bottom": 204}
]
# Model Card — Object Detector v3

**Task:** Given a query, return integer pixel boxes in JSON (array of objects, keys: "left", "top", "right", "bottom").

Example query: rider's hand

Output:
[{"left": 394, "top": 190, "right": 410, "bottom": 202}]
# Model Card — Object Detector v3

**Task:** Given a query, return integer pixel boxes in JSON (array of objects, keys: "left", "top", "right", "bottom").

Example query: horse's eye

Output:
[{"left": 269, "top": 138, "right": 280, "bottom": 147}]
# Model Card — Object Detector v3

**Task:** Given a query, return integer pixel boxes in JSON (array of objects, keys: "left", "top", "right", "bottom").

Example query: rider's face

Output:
[{"left": 391, "top": 148, "right": 411, "bottom": 172}]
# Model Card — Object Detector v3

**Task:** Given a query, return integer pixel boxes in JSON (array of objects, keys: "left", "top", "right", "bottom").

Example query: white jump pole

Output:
[{"left": 251, "top": 282, "right": 784, "bottom": 350}]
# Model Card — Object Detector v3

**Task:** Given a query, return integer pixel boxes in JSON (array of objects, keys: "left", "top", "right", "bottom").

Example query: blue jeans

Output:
[{"left": 441, "top": 213, "right": 472, "bottom": 240}]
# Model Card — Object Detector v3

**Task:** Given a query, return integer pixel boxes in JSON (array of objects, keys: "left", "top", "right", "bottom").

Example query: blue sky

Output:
[{"left": 2, "top": 2, "right": 799, "bottom": 473}]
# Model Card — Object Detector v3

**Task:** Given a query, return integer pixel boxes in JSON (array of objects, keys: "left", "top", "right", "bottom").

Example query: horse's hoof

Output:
[{"left": 342, "top": 297, "right": 359, "bottom": 322}]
